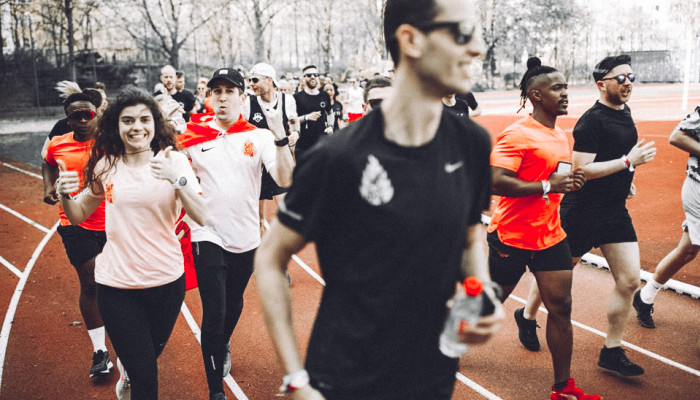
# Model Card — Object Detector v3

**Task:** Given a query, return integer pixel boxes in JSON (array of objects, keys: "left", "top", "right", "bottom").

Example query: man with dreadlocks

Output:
[
  {"left": 487, "top": 57, "right": 599, "bottom": 400},
  {"left": 520, "top": 54, "right": 655, "bottom": 378}
]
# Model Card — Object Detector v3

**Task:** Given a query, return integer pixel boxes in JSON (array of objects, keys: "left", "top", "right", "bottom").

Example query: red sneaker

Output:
[{"left": 550, "top": 378, "right": 602, "bottom": 400}]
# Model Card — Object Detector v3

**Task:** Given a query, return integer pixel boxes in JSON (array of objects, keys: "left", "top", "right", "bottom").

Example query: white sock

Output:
[
  {"left": 640, "top": 279, "right": 663, "bottom": 304},
  {"left": 88, "top": 326, "right": 107, "bottom": 352}
]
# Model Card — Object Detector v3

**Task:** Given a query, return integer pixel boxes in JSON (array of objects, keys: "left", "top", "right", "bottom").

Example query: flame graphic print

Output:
[{"left": 359, "top": 154, "right": 394, "bottom": 206}]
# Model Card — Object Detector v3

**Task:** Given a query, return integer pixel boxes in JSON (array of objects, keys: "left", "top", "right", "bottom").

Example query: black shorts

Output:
[
  {"left": 487, "top": 230, "right": 572, "bottom": 287},
  {"left": 259, "top": 167, "right": 288, "bottom": 200},
  {"left": 56, "top": 225, "right": 106, "bottom": 268},
  {"left": 560, "top": 205, "right": 637, "bottom": 258}
]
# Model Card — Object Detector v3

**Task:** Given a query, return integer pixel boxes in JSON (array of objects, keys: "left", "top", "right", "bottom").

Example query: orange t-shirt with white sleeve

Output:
[
  {"left": 488, "top": 116, "right": 571, "bottom": 250},
  {"left": 91, "top": 153, "right": 201, "bottom": 289},
  {"left": 45, "top": 132, "right": 105, "bottom": 231}
]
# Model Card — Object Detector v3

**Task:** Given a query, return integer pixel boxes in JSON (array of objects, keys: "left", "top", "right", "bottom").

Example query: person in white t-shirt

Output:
[
  {"left": 179, "top": 67, "right": 295, "bottom": 400},
  {"left": 345, "top": 77, "right": 364, "bottom": 122},
  {"left": 56, "top": 86, "right": 207, "bottom": 400}
]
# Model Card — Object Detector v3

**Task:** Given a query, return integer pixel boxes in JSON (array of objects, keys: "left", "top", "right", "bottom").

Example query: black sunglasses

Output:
[
  {"left": 413, "top": 20, "right": 475, "bottom": 45},
  {"left": 368, "top": 99, "right": 383, "bottom": 109},
  {"left": 304, "top": 73, "right": 318, "bottom": 78},
  {"left": 68, "top": 109, "right": 96, "bottom": 121},
  {"left": 250, "top": 77, "right": 268, "bottom": 84},
  {"left": 600, "top": 73, "right": 636, "bottom": 84}
]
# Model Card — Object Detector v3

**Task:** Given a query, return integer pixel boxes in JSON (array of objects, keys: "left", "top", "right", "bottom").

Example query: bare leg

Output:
[{"left": 600, "top": 242, "right": 640, "bottom": 348}]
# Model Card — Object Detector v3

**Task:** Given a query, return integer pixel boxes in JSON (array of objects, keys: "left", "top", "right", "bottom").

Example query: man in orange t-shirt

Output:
[
  {"left": 487, "top": 58, "right": 598, "bottom": 400},
  {"left": 42, "top": 92, "right": 113, "bottom": 379}
]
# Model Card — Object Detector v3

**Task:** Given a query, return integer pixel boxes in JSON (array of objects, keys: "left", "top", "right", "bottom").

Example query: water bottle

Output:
[{"left": 439, "top": 277, "right": 484, "bottom": 358}]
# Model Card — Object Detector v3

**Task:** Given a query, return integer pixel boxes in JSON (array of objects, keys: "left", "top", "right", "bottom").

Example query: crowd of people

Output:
[{"left": 39, "top": 0, "right": 698, "bottom": 399}]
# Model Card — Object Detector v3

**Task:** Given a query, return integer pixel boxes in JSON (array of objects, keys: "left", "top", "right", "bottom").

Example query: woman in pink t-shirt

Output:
[{"left": 57, "top": 87, "right": 207, "bottom": 400}]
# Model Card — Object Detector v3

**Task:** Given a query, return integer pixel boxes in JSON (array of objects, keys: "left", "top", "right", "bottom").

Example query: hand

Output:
[
  {"left": 572, "top": 168, "right": 586, "bottom": 191},
  {"left": 457, "top": 285, "right": 504, "bottom": 346},
  {"left": 150, "top": 146, "right": 179, "bottom": 183},
  {"left": 292, "top": 385, "right": 326, "bottom": 400},
  {"left": 324, "top": 126, "right": 333, "bottom": 135},
  {"left": 627, "top": 139, "right": 656, "bottom": 167},
  {"left": 262, "top": 107, "right": 286, "bottom": 139},
  {"left": 288, "top": 131, "right": 299, "bottom": 147},
  {"left": 306, "top": 111, "right": 322, "bottom": 122},
  {"left": 628, "top": 182, "right": 636, "bottom": 199},
  {"left": 55, "top": 159, "right": 80, "bottom": 196},
  {"left": 160, "top": 98, "right": 187, "bottom": 133},
  {"left": 548, "top": 171, "right": 574, "bottom": 194},
  {"left": 43, "top": 187, "right": 59, "bottom": 205}
]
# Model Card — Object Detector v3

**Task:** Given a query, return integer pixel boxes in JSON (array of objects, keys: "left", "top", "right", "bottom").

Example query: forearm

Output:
[
  {"left": 461, "top": 224, "right": 490, "bottom": 283},
  {"left": 492, "top": 175, "right": 544, "bottom": 197},
  {"left": 176, "top": 188, "right": 208, "bottom": 226},
  {"left": 255, "top": 222, "right": 306, "bottom": 374},
  {"left": 59, "top": 194, "right": 101, "bottom": 225},
  {"left": 272, "top": 147, "right": 295, "bottom": 188},
  {"left": 42, "top": 161, "right": 58, "bottom": 198},
  {"left": 578, "top": 158, "right": 628, "bottom": 180},
  {"left": 669, "top": 128, "right": 700, "bottom": 156}
]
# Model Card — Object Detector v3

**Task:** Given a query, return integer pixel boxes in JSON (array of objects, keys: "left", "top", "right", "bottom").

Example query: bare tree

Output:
[{"left": 234, "top": 0, "right": 289, "bottom": 63}]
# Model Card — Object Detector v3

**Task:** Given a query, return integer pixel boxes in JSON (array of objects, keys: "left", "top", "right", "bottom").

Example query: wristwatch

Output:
[
  {"left": 279, "top": 369, "right": 309, "bottom": 393},
  {"left": 275, "top": 137, "right": 290, "bottom": 147},
  {"left": 172, "top": 176, "right": 187, "bottom": 190}
]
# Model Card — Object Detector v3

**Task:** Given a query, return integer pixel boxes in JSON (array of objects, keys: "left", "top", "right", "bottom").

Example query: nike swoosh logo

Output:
[
  {"left": 201, "top": 147, "right": 216, "bottom": 152},
  {"left": 444, "top": 161, "right": 464, "bottom": 173}
]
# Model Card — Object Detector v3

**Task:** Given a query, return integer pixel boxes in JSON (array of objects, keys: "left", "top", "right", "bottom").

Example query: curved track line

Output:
[
  {"left": 0, "top": 203, "right": 50, "bottom": 234},
  {"left": 0, "top": 161, "right": 41, "bottom": 179},
  {"left": 0, "top": 220, "right": 59, "bottom": 397}
]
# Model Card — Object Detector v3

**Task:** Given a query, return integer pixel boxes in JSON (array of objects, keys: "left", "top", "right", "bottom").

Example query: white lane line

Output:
[
  {"left": 0, "top": 161, "right": 42, "bottom": 179},
  {"left": 509, "top": 294, "right": 700, "bottom": 377},
  {"left": 263, "top": 219, "right": 326, "bottom": 286},
  {"left": 0, "top": 221, "right": 59, "bottom": 397},
  {"left": 180, "top": 303, "right": 249, "bottom": 400},
  {"left": 0, "top": 203, "right": 50, "bottom": 234},
  {"left": 0, "top": 255, "right": 22, "bottom": 279},
  {"left": 455, "top": 373, "right": 502, "bottom": 400}
]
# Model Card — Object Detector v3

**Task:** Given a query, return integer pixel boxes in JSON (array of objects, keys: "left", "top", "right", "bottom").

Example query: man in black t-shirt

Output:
[
  {"left": 154, "top": 65, "right": 196, "bottom": 121},
  {"left": 293, "top": 64, "right": 331, "bottom": 160},
  {"left": 254, "top": 1, "right": 503, "bottom": 399},
  {"left": 456, "top": 91, "right": 481, "bottom": 116},
  {"left": 442, "top": 93, "right": 471, "bottom": 119},
  {"left": 520, "top": 54, "right": 657, "bottom": 378}
]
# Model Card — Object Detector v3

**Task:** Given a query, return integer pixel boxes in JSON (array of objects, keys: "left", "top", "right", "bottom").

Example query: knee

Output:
[
  {"left": 617, "top": 275, "right": 640, "bottom": 295},
  {"left": 547, "top": 295, "right": 572, "bottom": 319},
  {"left": 678, "top": 245, "right": 700, "bottom": 264}
]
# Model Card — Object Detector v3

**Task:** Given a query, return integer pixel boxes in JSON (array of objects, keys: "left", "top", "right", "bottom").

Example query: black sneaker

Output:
[
  {"left": 210, "top": 393, "right": 227, "bottom": 400},
  {"left": 598, "top": 346, "right": 644, "bottom": 376},
  {"left": 514, "top": 307, "right": 540, "bottom": 351},
  {"left": 90, "top": 350, "right": 113, "bottom": 377},
  {"left": 633, "top": 290, "right": 655, "bottom": 328}
]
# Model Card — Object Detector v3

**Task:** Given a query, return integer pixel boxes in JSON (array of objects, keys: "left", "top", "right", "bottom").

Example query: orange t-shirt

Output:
[
  {"left": 487, "top": 116, "right": 570, "bottom": 250},
  {"left": 45, "top": 132, "right": 106, "bottom": 231}
]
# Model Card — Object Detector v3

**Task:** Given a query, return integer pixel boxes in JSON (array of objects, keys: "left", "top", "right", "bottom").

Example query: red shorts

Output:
[{"left": 347, "top": 112, "right": 363, "bottom": 123}]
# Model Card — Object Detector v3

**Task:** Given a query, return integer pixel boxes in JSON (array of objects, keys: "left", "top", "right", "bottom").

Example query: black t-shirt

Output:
[
  {"left": 278, "top": 108, "right": 492, "bottom": 398},
  {"left": 562, "top": 101, "right": 638, "bottom": 211},
  {"left": 444, "top": 98, "right": 471, "bottom": 119},
  {"left": 48, "top": 118, "right": 71, "bottom": 139},
  {"left": 456, "top": 92, "right": 479, "bottom": 114},
  {"left": 294, "top": 90, "right": 331, "bottom": 152},
  {"left": 328, "top": 101, "right": 343, "bottom": 131}
]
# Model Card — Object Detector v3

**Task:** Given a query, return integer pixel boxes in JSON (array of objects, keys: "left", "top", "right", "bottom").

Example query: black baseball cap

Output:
[
  {"left": 207, "top": 68, "right": 246, "bottom": 91},
  {"left": 592, "top": 55, "right": 632, "bottom": 82}
]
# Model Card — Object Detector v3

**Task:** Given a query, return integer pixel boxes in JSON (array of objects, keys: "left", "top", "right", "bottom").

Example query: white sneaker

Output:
[
  {"left": 223, "top": 341, "right": 231, "bottom": 377},
  {"left": 116, "top": 358, "right": 131, "bottom": 400}
]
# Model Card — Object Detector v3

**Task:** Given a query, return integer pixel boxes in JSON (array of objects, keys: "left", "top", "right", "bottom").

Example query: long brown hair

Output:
[{"left": 84, "top": 86, "right": 179, "bottom": 188}]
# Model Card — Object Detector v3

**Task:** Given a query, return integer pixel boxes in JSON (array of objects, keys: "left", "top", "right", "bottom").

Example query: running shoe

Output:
[
  {"left": 598, "top": 346, "right": 644, "bottom": 376},
  {"left": 633, "top": 290, "right": 655, "bottom": 328},
  {"left": 89, "top": 350, "right": 113, "bottom": 377},
  {"left": 116, "top": 358, "right": 131, "bottom": 400},
  {"left": 550, "top": 378, "right": 602, "bottom": 400},
  {"left": 223, "top": 341, "right": 231, "bottom": 377},
  {"left": 514, "top": 307, "right": 540, "bottom": 351}
]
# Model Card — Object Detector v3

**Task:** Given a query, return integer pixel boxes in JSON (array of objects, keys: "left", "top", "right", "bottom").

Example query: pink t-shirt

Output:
[{"left": 91, "top": 152, "right": 201, "bottom": 289}]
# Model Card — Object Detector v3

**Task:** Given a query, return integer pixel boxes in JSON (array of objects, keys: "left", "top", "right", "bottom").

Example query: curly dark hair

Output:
[{"left": 84, "top": 86, "right": 179, "bottom": 188}]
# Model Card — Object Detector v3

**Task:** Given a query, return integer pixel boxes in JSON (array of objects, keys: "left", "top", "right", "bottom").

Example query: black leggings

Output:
[
  {"left": 97, "top": 275, "right": 185, "bottom": 400},
  {"left": 193, "top": 242, "right": 255, "bottom": 396}
]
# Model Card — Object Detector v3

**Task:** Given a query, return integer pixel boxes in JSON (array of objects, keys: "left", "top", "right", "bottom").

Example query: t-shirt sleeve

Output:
[
  {"left": 45, "top": 137, "right": 59, "bottom": 164},
  {"left": 572, "top": 113, "right": 602, "bottom": 153},
  {"left": 277, "top": 144, "right": 333, "bottom": 241},
  {"left": 285, "top": 94, "right": 298, "bottom": 119},
  {"left": 465, "top": 92, "right": 478, "bottom": 110},
  {"left": 490, "top": 128, "right": 526, "bottom": 173},
  {"left": 173, "top": 151, "right": 202, "bottom": 194},
  {"left": 678, "top": 105, "right": 700, "bottom": 140},
  {"left": 259, "top": 130, "right": 278, "bottom": 172}
]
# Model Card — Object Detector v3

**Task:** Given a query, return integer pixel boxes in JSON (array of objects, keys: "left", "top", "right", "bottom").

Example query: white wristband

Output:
[{"left": 280, "top": 369, "right": 310, "bottom": 393}]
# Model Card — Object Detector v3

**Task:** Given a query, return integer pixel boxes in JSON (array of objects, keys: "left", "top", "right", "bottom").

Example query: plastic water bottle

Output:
[{"left": 439, "top": 277, "right": 484, "bottom": 358}]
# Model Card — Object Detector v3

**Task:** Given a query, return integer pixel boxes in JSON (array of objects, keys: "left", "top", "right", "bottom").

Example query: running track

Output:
[{"left": 0, "top": 84, "right": 699, "bottom": 399}]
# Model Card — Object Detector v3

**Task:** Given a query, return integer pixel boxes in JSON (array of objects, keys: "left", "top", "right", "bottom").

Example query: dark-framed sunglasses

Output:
[
  {"left": 413, "top": 20, "right": 475, "bottom": 45},
  {"left": 368, "top": 99, "right": 383, "bottom": 109},
  {"left": 250, "top": 77, "right": 268, "bottom": 84},
  {"left": 68, "top": 109, "right": 96, "bottom": 121},
  {"left": 600, "top": 73, "right": 636, "bottom": 84},
  {"left": 304, "top": 73, "right": 319, "bottom": 78}
]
